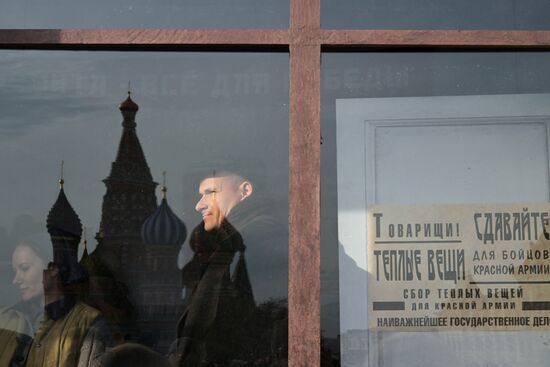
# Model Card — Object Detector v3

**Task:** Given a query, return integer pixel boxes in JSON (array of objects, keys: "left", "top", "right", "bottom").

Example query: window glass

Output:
[
  {"left": 322, "top": 0, "right": 550, "bottom": 29},
  {"left": 321, "top": 51, "right": 550, "bottom": 366},
  {"left": 0, "top": 0, "right": 288, "bottom": 29},
  {"left": 0, "top": 50, "right": 289, "bottom": 366}
]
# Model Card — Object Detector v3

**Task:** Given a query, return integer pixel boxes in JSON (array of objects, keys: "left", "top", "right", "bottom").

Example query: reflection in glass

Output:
[
  {"left": 0, "top": 235, "right": 49, "bottom": 365},
  {"left": 321, "top": 52, "right": 550, "bottom": 366},
  {"left": 322, "top": 0, "right": 550, "bottom": 29},
  {"left": 0, "top": 51, "right": 288, "bottom": 366},
  {"left": 176, "top": 168, "right": 288, "bottom": 365},
  {"left": 0, "top": 0, "right": 288, "bottom": 29}
]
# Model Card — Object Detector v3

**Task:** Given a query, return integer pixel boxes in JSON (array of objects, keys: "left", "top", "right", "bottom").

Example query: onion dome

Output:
[
  {"left": 46, "top": 170, "right": 87, "bottom": 284},
  {"left": 141, "top": 174, "right": 187, "bottom": 247},
  {"left": 119, "top": 93, "right": 139, "bottom": 111},
  {"left": 119, "top": 89, "right": 139, "bottom": 127},
  {"left": 47, "top": 177, "right": 82, "bottom": 238}
]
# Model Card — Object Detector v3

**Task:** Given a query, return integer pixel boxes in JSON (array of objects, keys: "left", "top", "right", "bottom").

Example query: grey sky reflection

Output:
[
  {"left": 0, "top": 51, "right": 289, "bottom": 259},
  {"left": 0, "top": 0, "right": 288, "bottom": 28},
  {"left": 322, "top": 0, "right": 550, "bottom": 29}
]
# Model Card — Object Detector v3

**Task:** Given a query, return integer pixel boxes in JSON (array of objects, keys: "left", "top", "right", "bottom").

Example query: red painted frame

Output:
[{"left": 3, "top": 1, "right": 550, "bottom": 365}]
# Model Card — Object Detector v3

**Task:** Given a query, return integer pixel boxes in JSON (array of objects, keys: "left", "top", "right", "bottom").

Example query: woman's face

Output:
[{"left": 12, "top": 245, "right": 45, "bottom": 301}]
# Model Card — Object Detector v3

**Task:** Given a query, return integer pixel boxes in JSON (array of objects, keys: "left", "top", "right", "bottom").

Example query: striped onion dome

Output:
[{"left": 141, "top": 185, "right": 187, "bottom": 247}]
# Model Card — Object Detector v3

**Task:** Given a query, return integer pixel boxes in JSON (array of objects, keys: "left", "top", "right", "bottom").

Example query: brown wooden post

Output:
[
  {"left": 4, "top": 6, "right": 550, "bottom": 367},
  {"left": 289, "top": 1, "right": 321, "bottom": 366}
]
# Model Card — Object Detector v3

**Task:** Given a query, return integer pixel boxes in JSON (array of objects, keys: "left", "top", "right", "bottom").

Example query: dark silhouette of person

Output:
[
  {"left": 175, "top": 221, "right": 254, "bottom": 366},
  {"left": 100, "top": 343, "right": 171, "bottom": 367},
  {"left": 173, "top": 169, "right": 287, "bottom": 366},
  {"left": 24, "top": 180, "right": 112, "bottom": 367}
]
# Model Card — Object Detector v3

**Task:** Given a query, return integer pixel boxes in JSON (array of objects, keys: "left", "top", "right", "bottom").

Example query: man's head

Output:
[
  {"left": 42, "top": 262, "right": 63, "bottom": 301},
  {"left": 195, "top": 174, "right": 253, "bottom": 231}
]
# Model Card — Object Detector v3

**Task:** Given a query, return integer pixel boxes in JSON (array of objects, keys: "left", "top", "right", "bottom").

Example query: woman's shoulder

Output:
[
  {"left": 0, "top": 304, "right": 31, "bottom": 334},
  {"left": 0, "top": 303, "right": 26, "bottom": 318}
]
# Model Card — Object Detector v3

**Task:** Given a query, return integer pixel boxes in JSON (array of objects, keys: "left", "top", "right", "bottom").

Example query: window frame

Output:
[{"left": 3, "top": 1, "right": 550, "bottom": 365}]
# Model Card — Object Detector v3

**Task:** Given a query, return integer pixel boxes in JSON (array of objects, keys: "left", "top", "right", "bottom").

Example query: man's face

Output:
[
  {"left": 42, "top": 262, "right": 62, "bottom": 296},
  {"left": 195, "top": 176, "right": 243, "bottom": 231}
]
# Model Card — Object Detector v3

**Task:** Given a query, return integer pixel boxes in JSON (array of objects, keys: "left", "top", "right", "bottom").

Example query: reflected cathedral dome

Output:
[{"left": 141, "top": 178, "right": 187, "bottom": 247}]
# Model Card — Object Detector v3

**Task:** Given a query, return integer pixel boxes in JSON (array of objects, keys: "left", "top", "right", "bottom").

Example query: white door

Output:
[{"left": 336, "top": 93, "right": 550, "bottom": 367}]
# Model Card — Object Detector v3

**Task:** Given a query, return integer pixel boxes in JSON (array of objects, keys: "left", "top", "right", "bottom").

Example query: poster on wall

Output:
[
  {"left": 337, "top": 94, "right": 550, "bottom": 367},
  {"left": 368, "top": 203, "right": 550, "bottom": 331}
]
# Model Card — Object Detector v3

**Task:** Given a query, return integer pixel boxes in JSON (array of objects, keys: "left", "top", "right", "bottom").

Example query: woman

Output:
[
  {"left": 0, "top": 234, "right": 50, "bottom": 366},
  {"left": 11, "top": 235, "right": 50, "bottom": 329}
]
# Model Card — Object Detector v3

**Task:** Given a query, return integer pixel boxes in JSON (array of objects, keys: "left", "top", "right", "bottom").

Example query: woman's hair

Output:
[
  {"left": 100, "top": 343, "right": 171, "bottom": 367},
  {"left": 15, "top": 233, "right": 52, "bottom": 263}
]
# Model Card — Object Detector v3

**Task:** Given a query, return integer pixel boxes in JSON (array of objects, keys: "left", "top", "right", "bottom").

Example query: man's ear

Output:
[{"left": 239, "top": 181, "right": 253, "bottom": 201}]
